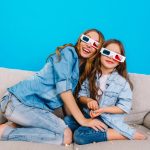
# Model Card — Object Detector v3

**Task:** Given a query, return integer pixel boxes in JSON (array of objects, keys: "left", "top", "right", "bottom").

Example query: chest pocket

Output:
[{"left": 102, "top": 91, "right": 119, "bottom": 106}]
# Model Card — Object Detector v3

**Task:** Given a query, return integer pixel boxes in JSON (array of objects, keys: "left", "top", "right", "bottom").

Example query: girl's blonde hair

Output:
[{"left": 91, "top": 39, "right": 133, "bottom": 101}]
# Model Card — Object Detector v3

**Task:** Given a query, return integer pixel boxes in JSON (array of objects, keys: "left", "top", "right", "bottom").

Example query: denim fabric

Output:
[
  {"left": 0, "top": 92, "right": 67, "bottom": 144},
  {"left": 78, "top": 71, "right": 136, "bottom": 139},
  {"left": 64, "top": 115, "right": 107, "bottom": 145},
  {"left": 8, "top": 46, "right": 79, "bottom": 111}
]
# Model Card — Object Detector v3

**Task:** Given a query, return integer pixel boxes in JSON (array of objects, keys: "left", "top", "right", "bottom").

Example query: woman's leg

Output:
[
  {"left": 1, "top": 94, "right": 67, "bottom": 133},
  {"left": 0, "top": 94, "right": 72, "bottom": 144},
  {"left": 0, "top": 123, "right": 68, "bottom": 144}
]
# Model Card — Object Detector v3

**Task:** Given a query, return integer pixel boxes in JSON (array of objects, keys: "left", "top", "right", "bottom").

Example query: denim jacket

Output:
[
  {"left": 8, "top": 46, "right": 79, "bottom": 111},
  {"left": 78, "top": 71, "right": 136, "bottom": 139}
]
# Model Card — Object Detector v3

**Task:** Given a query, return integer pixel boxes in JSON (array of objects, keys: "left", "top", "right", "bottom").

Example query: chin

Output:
[{"left": 80, "top": 53, "right": 91, "bottom": 59}]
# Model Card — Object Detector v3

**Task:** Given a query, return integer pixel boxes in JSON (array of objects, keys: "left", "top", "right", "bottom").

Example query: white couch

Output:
[{"left": 0, "top": 67, "right": 150, "bottom": 150}]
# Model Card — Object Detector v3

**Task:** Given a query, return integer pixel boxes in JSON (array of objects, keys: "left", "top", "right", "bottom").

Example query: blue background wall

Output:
[{"left": 0, "top": 0, "right": 150, "bottom": 74}]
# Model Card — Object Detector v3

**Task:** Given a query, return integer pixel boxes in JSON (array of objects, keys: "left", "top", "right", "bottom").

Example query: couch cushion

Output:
[
  {"left": 0, "top": 141, "right": 73, "bottom": 150},
  {"left": 125, "top": 73, "right": 150, "bottom": 124},
  {"left": 0, "top": 67, "right": 35, "bottom": 99}
]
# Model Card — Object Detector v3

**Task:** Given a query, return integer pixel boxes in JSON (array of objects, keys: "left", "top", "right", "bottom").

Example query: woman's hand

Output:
[
  {"left": 87, "top": 99, "right": 99, "bottom": 110},
  {"left": 90, "top": 108, "right": 104, "bottom": 118},
  {"left": 83, "top": 118, "right": 108, "bottom": 131}
]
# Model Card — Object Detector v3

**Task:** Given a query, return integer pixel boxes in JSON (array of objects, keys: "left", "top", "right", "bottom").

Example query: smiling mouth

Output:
[
  {"left": 82, "top": 47, "right": 90, "bottom": 53},
  {"left": 105, "top": 60, "right": 114, "bottom": 64}
]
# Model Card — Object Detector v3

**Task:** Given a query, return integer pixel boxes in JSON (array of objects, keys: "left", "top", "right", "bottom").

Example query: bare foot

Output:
[
  {"left": 63, "top": 127, "right": 72, "bottom": 145},
  {"left": 133, "top": 132, "right": 147, "bottom": 140},
  {"left": 0, "top": 124, "right": 9, "bottom": 138}
]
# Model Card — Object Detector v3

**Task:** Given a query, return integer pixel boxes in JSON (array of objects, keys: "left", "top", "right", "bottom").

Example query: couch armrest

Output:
[{"left": 143, "top": 112, "right": 150, "bottom": 129}]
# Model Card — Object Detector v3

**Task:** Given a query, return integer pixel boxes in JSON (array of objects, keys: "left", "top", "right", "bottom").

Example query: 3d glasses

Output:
[
  {"left": 100, "top": 48, "right": 126, "bottom": 62},
  {"left": 80, "top": 34, "right": 100, "bottom": 49}
]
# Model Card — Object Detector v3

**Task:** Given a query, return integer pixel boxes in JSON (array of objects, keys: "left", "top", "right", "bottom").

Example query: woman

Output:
[{"left": 0, "top": 29, "right": 107, "bottom": 145}]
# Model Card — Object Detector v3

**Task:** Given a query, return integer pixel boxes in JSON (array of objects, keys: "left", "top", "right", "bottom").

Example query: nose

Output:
[{"left": 86, "top": 42, "right": 92, "bottom": 48}]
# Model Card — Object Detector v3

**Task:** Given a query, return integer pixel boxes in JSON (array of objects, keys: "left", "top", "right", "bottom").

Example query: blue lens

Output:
[
  {"left": 103, "top": 49, "right": 110, "bottom": 55},
  {"left": 83, "top": 36, "right": 89, "bottom": 42}
]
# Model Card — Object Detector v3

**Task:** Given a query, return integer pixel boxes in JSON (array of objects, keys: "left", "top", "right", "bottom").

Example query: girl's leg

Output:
[
  {"left": 74, "top": 126, "right": 107, "bottom": 145},
  {"left": 64, "top": 115, "right": 80, "bottom": 132},
  {"left": 133, "top": 132, "right": 147, "bottom": 140},
  {"left": 74, "top": 127, "right": 128, "bottom": 145},
  {"left": 106, "top": 129, "right": 127, "bottom": 140}
]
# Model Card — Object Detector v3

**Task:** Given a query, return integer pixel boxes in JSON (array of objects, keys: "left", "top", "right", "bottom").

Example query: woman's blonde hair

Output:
[
  {"left": 47, "top": 29, "right": 105, "bottom": 100},
  {"left": 74, "top": 29, "right": 104, "bottom": 100}
]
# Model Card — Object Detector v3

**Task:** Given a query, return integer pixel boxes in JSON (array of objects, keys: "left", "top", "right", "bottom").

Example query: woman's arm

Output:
[{"left": 60, "top": 90, "right": 108, "bottom": 131}]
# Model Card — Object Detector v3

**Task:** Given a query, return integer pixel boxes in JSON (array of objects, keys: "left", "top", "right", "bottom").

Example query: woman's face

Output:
[
  {"left": 101, "top": 43, "right": 121, "bottom": 71},
  {"left": 79, "top": 31, "right": 100, "bottom": 59}
]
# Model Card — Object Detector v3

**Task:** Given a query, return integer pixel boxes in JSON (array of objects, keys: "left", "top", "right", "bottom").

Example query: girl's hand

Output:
[
  {"left": 83, "top": 118, "right": 108, "bottom": 131},
  {"left": 87, "top": 99, "right": 99, "bottom": 110},
  {"left": 90, "top": 108, "right": 104, "bottom": 118}
]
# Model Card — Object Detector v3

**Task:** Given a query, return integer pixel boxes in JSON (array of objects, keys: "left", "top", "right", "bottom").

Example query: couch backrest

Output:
[
  {"left": 0, "top": 67, "right": 35, "bottom": 99},
  {"left": 0, "top": 68, "right": 150, "bottom": 124}
]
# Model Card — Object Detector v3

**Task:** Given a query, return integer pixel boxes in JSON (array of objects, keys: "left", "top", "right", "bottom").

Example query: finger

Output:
[
  {"left": 90, "top": 111, "right": 95, "bottom": 118},
  {"left": 88, "top": 103, "right": 92, "bottom": 109},
  {"left": 96, "top": 125, "right": 105, "bottom": 131},
  {"left": 92, "top": 103, "right": 97, "bottom": 110},
  {"left": 91, "top": 126, "right": 99, "bottom": 131},
  {"left": 98, "top": 123, "right": 108, "bottom": 130}
]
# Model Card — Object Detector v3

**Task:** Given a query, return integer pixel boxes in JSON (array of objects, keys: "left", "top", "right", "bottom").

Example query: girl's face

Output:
[
  {"left": 79, "top": 31, "right": 100, "bottom": 59},
  {"left": 101, "top": 43, "right": 121, "bottom": 72}
]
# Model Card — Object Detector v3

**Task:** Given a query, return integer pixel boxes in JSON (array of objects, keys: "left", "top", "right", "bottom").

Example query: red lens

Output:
[
  {"left": 93, "top": 42, "right": 98, "bottom": 48},
  {"left": 115, "top": 55, "right": 121, "bottom": 61}
]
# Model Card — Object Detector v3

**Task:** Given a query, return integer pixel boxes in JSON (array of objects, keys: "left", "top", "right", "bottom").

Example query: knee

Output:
[
  {"left": 64, "top": 116, "right": 73, "bottom": 125},
  {"left": 73, "top": 128, "right": 88, "bottom": 145}
]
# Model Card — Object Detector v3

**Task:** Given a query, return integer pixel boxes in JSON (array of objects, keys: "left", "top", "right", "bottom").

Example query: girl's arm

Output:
[
  {"left": 60, "top": 90, "right": 108, "bottom": 131},
  {"left": 79, "top": 96, "right": 99, "bottom": 110},
  {"left": 98, "top": 106, "right": 125, "bottom": 114},
  {"left": 90, "top": 106, "right": 125, "bottom": 118}
]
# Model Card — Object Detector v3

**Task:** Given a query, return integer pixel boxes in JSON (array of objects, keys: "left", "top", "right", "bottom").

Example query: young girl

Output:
[
  {"left": 65, "top": 39, "right": 147, "bottom": 145},
  {"left": 0, "top": 29, "right": 107, "bottom": 145}
]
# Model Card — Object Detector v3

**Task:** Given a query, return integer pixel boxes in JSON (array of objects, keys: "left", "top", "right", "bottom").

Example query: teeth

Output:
[{"left": 83, "top": 48, "right": 90, "bottom": 53}]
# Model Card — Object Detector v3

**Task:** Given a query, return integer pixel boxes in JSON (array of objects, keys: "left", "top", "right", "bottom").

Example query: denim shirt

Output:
[
  {"left": 8, "top": 46, "right": 79, "bottom": 111},
  {"left": 78, "top": 71, "right": 136, "bottom": 139}
]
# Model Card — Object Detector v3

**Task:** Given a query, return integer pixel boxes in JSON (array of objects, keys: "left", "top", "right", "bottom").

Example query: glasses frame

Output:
[
  {"left": 80, "top": 34, "right": 100, "bottom": 49},
  {"left": 100, "top": 48, "right": 126, "bottom": 62}
]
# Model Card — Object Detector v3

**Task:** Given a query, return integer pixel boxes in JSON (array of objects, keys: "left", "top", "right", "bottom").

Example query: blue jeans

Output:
[
  {"left": 0, "top": 92, "right": 68, "bottom": 144},
  {"left": 64, "top": 115, "right": 107, "bottom": 145}
]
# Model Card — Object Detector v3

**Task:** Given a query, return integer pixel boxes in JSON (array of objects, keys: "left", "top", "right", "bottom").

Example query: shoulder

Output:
[
  {"left": 47, "top": 46, "right": 78, "bottom": 62},
  {"left": 112, "top": 71, "right": 128, "bottom": 86},
  {"left": 61, "top": 46, "right": 78, "bottom": 59}
]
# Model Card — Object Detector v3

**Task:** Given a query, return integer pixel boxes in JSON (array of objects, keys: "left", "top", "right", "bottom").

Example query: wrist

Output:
[
  {"left": 100, "top": 108, "right": 105, "bottom": 113},
  {"left": 80, "top": 118, "right": 91, "bottom": 126}
]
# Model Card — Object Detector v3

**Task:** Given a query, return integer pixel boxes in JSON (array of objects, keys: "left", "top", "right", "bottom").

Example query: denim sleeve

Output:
[
  {"left": 50, "top": 46, "right": 78, "bottom": 95},
  {"left": 116, "top": 81, "right": 133, "bottom": 113},
  {"left": 78, "top": 79, "right": 90, "bottom": 98}
]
